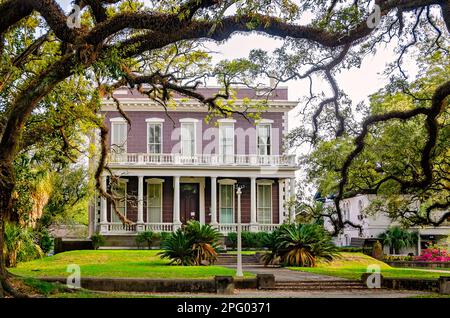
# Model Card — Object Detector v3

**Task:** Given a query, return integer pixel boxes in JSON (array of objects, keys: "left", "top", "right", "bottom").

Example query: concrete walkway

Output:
[{"left": 228, "top": 265, "right": 346, "bottom": 281}]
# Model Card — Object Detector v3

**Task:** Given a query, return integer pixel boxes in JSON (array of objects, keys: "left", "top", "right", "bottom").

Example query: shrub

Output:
[
  {"left": 379, "top": 227, "right": 417, "bottom": 254},
  {"left": 226, "top": 231, "right": 271, "bottom": 249},
  {"left": 91, "top": 234, "right": 105, "bottom": 250},
  {"left": 136, "top": 231, "right": 155, "bottom": 249},
  {"left": 415, "top": 244, "right": 450, "bottom": 262},
  {"left": 36, "top": 228, "right": 54, "bottom": 254},
  {"left": 383, "top": 255, "right": 413, "bottom": 262},
  {"left": 5, "top": 222, "right": 43, "bottom": 267},
  {"left": 159, "top": 232, "right": 171, "bottom": 245},
  {"left": 158, "top": 221, "right": 220, "bottom": 266},
  {"left": 227, "top": 232, "right": 237, "bottom": 248},
  {"left": 159, "top": 229, "right": 195, "bottom": 265},
  {"left": 262, "top": 223, "right": 339, "bottom": 267}
]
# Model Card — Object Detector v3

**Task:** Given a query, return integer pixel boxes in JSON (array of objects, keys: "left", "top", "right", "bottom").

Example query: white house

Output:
[{"left": 323, "top": 194, "right": 450, "bottom": 255}]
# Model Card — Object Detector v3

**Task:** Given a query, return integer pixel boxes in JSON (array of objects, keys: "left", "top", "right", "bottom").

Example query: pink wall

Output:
[{"left": 103, "top": 111, "right": 285, "bottom": 155}]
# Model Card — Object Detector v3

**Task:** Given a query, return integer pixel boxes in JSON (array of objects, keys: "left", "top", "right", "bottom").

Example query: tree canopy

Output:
[{"left": 0, "top": 0, "right": 449, "bottom": 297}]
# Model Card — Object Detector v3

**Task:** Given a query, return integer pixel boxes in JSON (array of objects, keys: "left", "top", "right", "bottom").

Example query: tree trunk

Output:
[{"left": 0, "top": 213, "right": 8, "bottom": 298}]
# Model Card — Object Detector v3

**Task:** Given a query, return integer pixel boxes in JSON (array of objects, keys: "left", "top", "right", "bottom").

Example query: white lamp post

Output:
[{"left": 235, "top": 184, "right": 245, "bottom": 277}]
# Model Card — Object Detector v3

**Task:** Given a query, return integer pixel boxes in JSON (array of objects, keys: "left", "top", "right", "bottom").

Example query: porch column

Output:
[
  {"left": 278, "top": 179, "right": 285, "bottom": 224},
  {"left": 210, "top": 176, "right": 218, "bottom": 227},
  {"left": 173, "top": 176, "right": 181, "bottom": 230},
  {"left": 250, "top": 177, "right": 258, "bottom": 232},
  {"left": 99, "top": 175, "right": 108, "bottom": 234},
  {"left": 137, "top": 176, "right": 144, "bottom": 232},
  {"left": 289, "top": 177, "right": 296, "bottom": 223}
]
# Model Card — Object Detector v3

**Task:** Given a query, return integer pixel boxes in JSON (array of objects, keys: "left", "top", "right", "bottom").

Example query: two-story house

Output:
[{"left": 88, "top": 86, "right": 298, "bottom": 240}]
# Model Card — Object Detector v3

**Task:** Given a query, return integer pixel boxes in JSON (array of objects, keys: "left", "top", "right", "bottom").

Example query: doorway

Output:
[{"left": 180, "top": 183, "right": 199, "bottom": 224}]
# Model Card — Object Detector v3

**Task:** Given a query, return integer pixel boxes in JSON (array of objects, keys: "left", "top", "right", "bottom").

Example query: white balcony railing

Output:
[{"left": 109, "top": 153, "right": 297, "bottom": 167}]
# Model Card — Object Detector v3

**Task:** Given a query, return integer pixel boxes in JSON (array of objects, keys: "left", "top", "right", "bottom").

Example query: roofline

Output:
[{"left": 101, "top": 98, "right": 298, "bottom": 111}]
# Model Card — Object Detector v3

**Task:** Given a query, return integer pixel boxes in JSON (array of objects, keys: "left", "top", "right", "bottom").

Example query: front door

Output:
[{"left": 180, "top": 183, "right": 199, "bottom": 224}]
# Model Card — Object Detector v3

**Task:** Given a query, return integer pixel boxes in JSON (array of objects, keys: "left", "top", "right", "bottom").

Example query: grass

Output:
[
  {"left": 289, "top": 252, "right": 448, "bottom": 280},
  {"left": 9, "top": 250, "right": 254, "bottom": 279}
]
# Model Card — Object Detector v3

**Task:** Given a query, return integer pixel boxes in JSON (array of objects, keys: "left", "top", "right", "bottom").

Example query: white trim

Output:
[
  {"left": 256, "top": 179, "right": 274, "bottom": 185},
  {"left": 257, "top": 119, "right": 274, "bottom": 124},
  {"left": 179, "top": 118, "right": 199, "bottom": 123},
  {"left": 218, "top": 178, "right": 237, "bottom": 185},
  {"left": 109, "top": 117, "right": 127, "bottom": 122},
  {"left": 146, "top": 121, "right": 163, "bottom": 154},
  {"left": 256, "top": 123, "right": 272, "bottom": 156},
  {"left": 257, "top": 183, "right": 273, "bottom": 224},
  {"left": 145, "top": 178, "right": 165, "bottom": 184},
  {"left": 217, "top": 118, "right": 237, "bottom": 123},
  {"left": 111, "top": 120, "right": 128, "bottom": 153},
  {"left": 180, "top": 122, "right": 197, "bottom": 156},
  {"left": 146, "top": 181, "right": 163, "bottom": 223},
  {"left": 219, "top": 183, "right": 235, "bottom": 223},
  {"left": 145, "top": 118, "right": 165, "bottom": 123},
  {"left": 219, "top": 121, "right": 235, "bottom": 160},
  {"left": 101, "top": 100, "right": 298, "bottom": 112}
]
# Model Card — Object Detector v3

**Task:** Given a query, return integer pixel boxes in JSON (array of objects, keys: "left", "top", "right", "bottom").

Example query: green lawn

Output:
[
  {"left": 289, "top": 252, "right": 449, "bottom": 280},
  {"left": 10, "top": 250, "right": 254, "bottom": 279}
]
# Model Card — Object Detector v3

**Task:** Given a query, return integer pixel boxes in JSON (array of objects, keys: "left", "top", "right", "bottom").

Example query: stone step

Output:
[{"left": 263, "top": 280, "right": 369, "bottom": 290}]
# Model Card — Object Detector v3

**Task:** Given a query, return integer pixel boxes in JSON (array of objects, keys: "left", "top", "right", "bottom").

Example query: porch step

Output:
[
  {"left": 215, "top": 253, "right": 261, "bottom": 265},
  {"left": 265, "top": 280, "right": 369, "bottom": 291}
]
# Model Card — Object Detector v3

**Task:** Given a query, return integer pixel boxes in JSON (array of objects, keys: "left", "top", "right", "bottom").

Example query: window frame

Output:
[
  {"left": 218, "top": 120, "right": 235, "bottom": 162},
  {"left": 218, "top": 179, "right": 236, "bottom": 224},
  {"left": 146, "top": 178, "right": 164, "bottom": 223},
  {"left": 110, "top": 178, "right": 128, "bottom": 223},
  {"left": 256, "top": 179, "right": 273, "bottom": 224},
  {"left": 146, "top": 119, "right": 164, "bottom": 154},
  {"left": 110, "top": 118, "right": 128, "bottom": 154},
  {"left": 179, "top": 119, "right": 198, "bottom": 156},
  {"left": 256, "top": 123, "right": 272, "bottom": 156}
]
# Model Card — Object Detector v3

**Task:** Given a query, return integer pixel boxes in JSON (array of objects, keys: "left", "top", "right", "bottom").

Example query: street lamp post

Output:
[{"left": 235, "top": 184, "right": 245, "bottom": 277}]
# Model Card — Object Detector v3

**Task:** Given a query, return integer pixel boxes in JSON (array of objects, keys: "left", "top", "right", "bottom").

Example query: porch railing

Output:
[
  {"left": 109, "top": 153, "right": 296, "bottom": 167},
  {"left": 107, "top": 222, "right": 137, "bottom": 233},
  {"left": 143, "top": 223, "right": 174, "bottom": 232},
  {"left": 103, "top": 223, "right": 281, "bottom": 234}
]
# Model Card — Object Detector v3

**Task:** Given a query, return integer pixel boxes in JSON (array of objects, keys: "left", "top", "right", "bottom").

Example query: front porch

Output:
[{"left": 92, "top": 173, "right": 296, "bottom": 236}]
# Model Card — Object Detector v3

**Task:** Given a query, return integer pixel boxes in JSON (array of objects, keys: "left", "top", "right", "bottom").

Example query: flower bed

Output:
[{"left": 415, "top": 246, "right": 450, "bottom": 263}]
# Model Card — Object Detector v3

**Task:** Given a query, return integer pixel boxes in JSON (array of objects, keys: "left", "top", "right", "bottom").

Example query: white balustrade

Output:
[
  {"left": 107, "top": 223, "right": 136, "bottom": 233},
  {"left": 104, "top": 222, "right": 279, "bottom": 234},
  {"left": 110, "top": 153, "right": 296, "bottom": 167},
  {"left": 143, "top": 223, "right": 174, "bottom": 232}
]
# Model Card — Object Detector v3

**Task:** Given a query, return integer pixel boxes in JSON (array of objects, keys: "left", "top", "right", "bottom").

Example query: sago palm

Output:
[
  {"left": 158, "top": 229, "right": 195, "bottom": 266},
  {"left": 273, "top": 223, "right": 338, "bottom": 267},
  {"left": 185, "top": 221, "right": 220, "bottom": 265}
]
